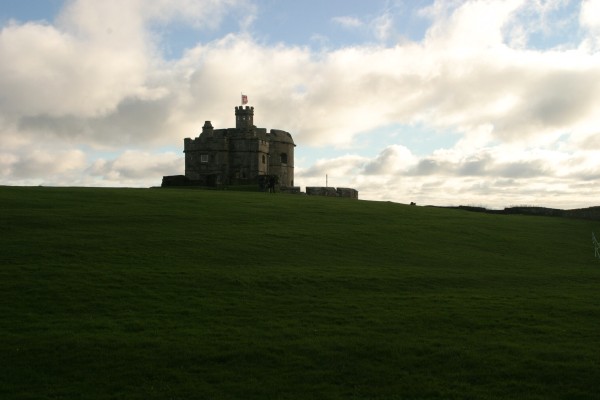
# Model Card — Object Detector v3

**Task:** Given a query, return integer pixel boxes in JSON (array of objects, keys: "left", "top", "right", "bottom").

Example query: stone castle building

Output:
[
  {"left": 161, "top": 104, "right": 358, "bottom": 199},
  {"left": 162, "top": 105, "right": 295, "bottom": 188}
]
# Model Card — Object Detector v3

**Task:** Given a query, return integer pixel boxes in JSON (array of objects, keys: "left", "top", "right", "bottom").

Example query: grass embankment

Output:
[{"left": 1, "top": 186, "right": 599, "bottom": 399}]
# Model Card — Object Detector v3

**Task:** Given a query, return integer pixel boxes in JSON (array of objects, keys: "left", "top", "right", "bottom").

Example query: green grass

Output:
[{"left": 1, "top": 186, "right": 599, "bottom": 399}]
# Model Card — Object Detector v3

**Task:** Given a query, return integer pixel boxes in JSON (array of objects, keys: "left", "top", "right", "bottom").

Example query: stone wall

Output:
[
  {"left": 306, "top": 186, "right": 358, "bottom": 199},
  {"left": 306, "top": 187, "right": 338, "bottom": 197},
  {"left": 336, "top": 187, "right": 359, "bottom": 199},
  {"left": 162, "top": 175, "right": 189, "bottom": 186},
  {"left": 279, "top": 186, "right": 302, "bottom": 194}
]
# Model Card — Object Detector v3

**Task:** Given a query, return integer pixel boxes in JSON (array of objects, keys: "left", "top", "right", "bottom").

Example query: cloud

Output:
[
  {"left": 332, "top": 11, "right": 399, "bottom": 43},
  {"left": 579, "top": 132, "right": 600, "bottom": 149},
  {"left": 326, "top": 140, "right": 600, "bottom": 208},
  {"left": 363, "top": 145, "right": 417, "bottom": 175},
  {"left": 296, "top": 154, "right": 367, "bottom": 179},
  {"left": 0, "top": 0, "right": 248, "bottom": 130},
  {"left": 371, "top": 13, "right": 394, "bottom": 41},
  {"left": 426, "top": 0, "right": 525, "bottom": 47},
  {"left": 17, "top": 94, "right": 177, "bottom": 147},
  {"left": 580, "top": 0, "right": 600, "bottom": 31},
  {"left": 408, "top": 146, "right": 562, "bottom": 179},
  {"left": 87, "top": 150, "right": 182, "bottom": 183},
  {"left": 579, "top": 0, "right": 600, "bottom": 50},
  {"left": 4, "top": 0, "right": 598, "bottom": 150},
  {"left": 0, "top": 147, "right": 86, "bottom": 181},
  {"left": 0, "top": 21, "right": 146, "bottom": 118},
  {"left": 331, "top": 16, "right": 363, "bottom": 28}
]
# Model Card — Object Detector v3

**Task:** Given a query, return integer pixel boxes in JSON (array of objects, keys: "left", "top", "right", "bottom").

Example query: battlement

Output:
[{"left": 235, "top": 106, "right": 254, "bottom": 113}]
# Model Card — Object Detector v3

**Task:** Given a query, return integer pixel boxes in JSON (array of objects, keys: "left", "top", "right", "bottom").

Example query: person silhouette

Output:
[{"left": 268, "top": 176, "right": 276, "bottom": 193}]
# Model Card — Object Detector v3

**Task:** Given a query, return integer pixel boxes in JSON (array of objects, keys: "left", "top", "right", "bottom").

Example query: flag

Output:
[{"left": 241, "top": 94, "right": 248, "bottom": 105}]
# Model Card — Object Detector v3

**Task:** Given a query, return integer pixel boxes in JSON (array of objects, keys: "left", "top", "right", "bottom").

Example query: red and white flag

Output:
[{"left": 241, "top": 94, "right": 248, "bottom": 105}]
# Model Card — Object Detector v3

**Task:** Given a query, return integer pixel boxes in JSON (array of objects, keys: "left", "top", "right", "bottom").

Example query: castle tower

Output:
[
  {"left": 202, "top": 121, "right": 213, "bottom": 136},
  {"left": 235, "top": 106, "right": 254, "bottom": 130}
]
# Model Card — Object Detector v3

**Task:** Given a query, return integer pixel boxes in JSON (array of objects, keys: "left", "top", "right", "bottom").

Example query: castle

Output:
[
  {"left": 161, "top": 104, "right": 358, "bottom": 199},
  {"left": 162, "top": 105, "right": 295, "bottom": 189}
]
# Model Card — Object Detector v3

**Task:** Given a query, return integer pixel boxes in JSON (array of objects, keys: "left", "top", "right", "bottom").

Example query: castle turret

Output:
[
  {"left": 202, "top": 121, "right": 213, "bottom": 136},
  {"left": 235, "top": 106, "right": 254, "bottom": 130}
]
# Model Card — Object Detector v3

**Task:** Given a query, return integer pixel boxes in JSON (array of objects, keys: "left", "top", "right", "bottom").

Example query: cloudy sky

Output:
[{"left": 1, "top": 0, "right": 599, "bottom": 208}]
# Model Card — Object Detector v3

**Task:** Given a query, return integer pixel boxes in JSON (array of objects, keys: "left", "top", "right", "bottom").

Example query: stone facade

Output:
[
  {"left": 164, "top": 106, "right": 295, "bottom": 188},
  {"left": 336, "top": 187, "right": 359, "bottom": 199}
]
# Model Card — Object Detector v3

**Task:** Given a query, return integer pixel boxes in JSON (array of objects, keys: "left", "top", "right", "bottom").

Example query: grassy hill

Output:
[{"left": 1, "top": 186, "right": 599, "bottom": 399}]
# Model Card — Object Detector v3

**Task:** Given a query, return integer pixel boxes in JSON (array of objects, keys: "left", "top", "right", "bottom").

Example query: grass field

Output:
[{"left": 1, "top": 186, "right": 599, "bottom": 399}]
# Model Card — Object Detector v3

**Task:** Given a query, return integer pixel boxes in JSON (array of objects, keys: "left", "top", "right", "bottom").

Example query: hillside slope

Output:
[{"left": 1, "top": 186, "right": 599, "bottom": 399}]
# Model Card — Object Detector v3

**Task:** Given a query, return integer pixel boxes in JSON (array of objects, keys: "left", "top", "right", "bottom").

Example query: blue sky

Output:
[
  {"left": 1, "top": 0, "right": 600, "bottom": 208},
  {"left": 154, "top": 0, "right": 430, "bottom": 56}
]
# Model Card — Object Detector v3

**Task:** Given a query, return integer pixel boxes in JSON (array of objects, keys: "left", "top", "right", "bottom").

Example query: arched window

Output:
[{"left": 280, "top": 153, "right": 288, "bottom": 164}]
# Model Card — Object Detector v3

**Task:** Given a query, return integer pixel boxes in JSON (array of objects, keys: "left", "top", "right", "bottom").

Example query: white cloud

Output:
[
  {"left": 350, "top": 156, "right": 600, "bottom": 210},
  {"left": 580, "top": 0, "right": 600, "bottom": 50},
  {"left": 6, "top": 0, "right": 595, "bottom": 150},
  {"left": 371, "top": 13, "right": 394, "bottom": 42},
  {"left": 580, "top": 0, "right": 600, "bottom": 31},
  {"left": 296, "top": 154, "right": 367, "bottom": 179},
  {"left": 88, "top": 150, "right": 182, "bottom": 183},
  {"left": 331, "top": 16, "right": 363, "bottom": 28},
  {"left": 0, "top": 21, "right": 146, "bottom": 118},
  {"left": 1, "top": 147, "right": 86, "bottom": 181},
  {"left": 427, "top": 0, "right": 523, "bottom": 51},
  {"left": 363, "top": 145, "right": 417, "bottom": 175},
  {"left": 332, "top": 12, "right": 397, "bottom": 43},
  {"left": 0, "top": 0, "right": 248, "bottom": 123}
]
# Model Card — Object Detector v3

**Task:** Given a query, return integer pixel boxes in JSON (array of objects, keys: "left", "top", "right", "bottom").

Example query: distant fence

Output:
[{"left": 594, "top": 232, "right": 600, "bottom": 261}]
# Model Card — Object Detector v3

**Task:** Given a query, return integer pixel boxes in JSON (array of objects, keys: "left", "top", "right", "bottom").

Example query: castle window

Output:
[
  {"left": 262, "top": 155, "right": 266, "bottom": 164},
  {"left": 280, "top": 153, "right": 288, "bottom": 164},
  {"left": 200, "top": 154, "right": 208, "bottom": 163}
]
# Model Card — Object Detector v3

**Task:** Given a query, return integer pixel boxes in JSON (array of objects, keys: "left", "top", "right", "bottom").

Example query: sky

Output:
[{"left": 1, "top": 0, "right": 599, "bottom": 209}]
